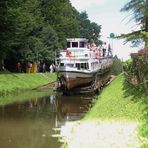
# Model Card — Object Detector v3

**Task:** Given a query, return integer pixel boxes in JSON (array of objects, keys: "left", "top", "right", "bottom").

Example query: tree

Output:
[
  {"left": 0, "top": 0, "right": 21, "bottom": 70},
  {"left": 73, "top": 10, "right": 101, "bottom": 45},
  {"left": 41, "top": 0, "right": 79, "bottom": 48},
  {"left": 7, "top": 0, "right": 59, "bottom": 63},
  {"left": 111, "top": 56, "right": 123, "bottom": 75},
  {"left": 120, "top": 0, "right": 148, "bottom": 45},
  {"left": 0, "top": 0, "right": 102, "bottom": 71}
]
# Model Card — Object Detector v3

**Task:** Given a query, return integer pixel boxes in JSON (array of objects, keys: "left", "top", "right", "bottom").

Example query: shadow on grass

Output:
[
  {"left": 0, "top": 71, "right": 20, "bottom": 78},
  {"left": 122, "top": 79, "right": 148, "bottom": 147},
  {"left": 122, "top": 80, "right": 147, "bottom": 103},
  {"left": 0, "top": 71, "right": 12, "bottom": 74}
]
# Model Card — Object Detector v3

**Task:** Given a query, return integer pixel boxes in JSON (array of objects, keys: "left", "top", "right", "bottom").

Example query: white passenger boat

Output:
[{"left": 57, "top": 38, "right": 113, "bottom": 91}]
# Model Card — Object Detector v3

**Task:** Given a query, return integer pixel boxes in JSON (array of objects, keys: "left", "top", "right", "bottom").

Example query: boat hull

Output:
[{"left": 58, "top": 71, "right": 96, "bottom": 90}]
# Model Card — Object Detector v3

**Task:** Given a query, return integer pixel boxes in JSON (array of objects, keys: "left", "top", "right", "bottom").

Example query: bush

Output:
[
  {"left": 111, "top": 56, "right": 123, "bottom": 75},
  {"left": 124, "top": 47, "right": 148, "bottom": 91}
]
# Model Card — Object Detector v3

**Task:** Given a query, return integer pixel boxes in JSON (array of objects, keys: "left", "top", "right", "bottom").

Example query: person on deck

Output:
[
  {"left": 107, "top": 43, "right": 112, "bottom": 57},
  {"left": 102, "top": 42, "right": 107, "bottom": 57}
]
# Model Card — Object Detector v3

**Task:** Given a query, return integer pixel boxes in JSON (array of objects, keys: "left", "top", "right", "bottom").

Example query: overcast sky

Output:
[{"left": 70, "top": 0, "right": 141, "bottom": 60}]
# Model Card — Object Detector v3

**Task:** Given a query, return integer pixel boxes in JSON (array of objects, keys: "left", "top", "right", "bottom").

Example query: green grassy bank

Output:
[
  {"left": 85, "top": 74, "right": 146, "bottom": 120},
  {"left": 84, "top": 74, "right": 148, "bottom": 147},
  {"left": 0, "top": 72, "right": 56, "bottom": 96}
]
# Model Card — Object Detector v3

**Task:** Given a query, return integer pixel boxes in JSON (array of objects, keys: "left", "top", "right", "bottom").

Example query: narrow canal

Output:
[{"left": 0, "top": 90, "right": 93, "bottom": 148}]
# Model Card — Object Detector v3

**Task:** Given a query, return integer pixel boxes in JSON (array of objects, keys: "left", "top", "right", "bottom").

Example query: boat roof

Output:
[{"left": 66, "top": 38, "right": 88, "bottom": 42}]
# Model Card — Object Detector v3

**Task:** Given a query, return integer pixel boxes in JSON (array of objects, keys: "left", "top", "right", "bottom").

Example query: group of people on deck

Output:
[
  {"left": 87, "top": 41, "right": 113, "bottom": 58},
  {"left": 102, "top": 42, "right": 113, "bottom": 57}
]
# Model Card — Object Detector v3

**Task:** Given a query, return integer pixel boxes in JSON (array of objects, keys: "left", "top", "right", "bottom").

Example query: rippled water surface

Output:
[{"left": 0, "top": 90, "right": 92, "bottom": 148}]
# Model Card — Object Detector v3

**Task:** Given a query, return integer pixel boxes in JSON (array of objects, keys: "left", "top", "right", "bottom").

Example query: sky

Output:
[{"left": 70, "top": 0, "right": 142, "bottom": 60}]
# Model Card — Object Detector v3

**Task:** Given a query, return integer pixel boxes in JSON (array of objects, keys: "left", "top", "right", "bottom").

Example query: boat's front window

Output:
[
  {"left": 66, "top": 64, "right": 74, "bottom": 67},
  {"left": 81, "top": 63, "right": 85, "bottom": 69},
  {"left": 60, "top": 63, "right": 64, "bottom": 66},
  {"left": 72, "top": 42, "right": 78, "bottom": 47},
  {"left": 79, "top": 41, "right": 85, "bottom": 48},
  {"left": 76, "top": 63, "right": 89, "bottom": 70},
  {"left": 76, "top": 63, "right": 80, "bottom": 70},
  {"left": 67, "top": 42, "right": 70, "bottom": 48},
  {"left": 85, "top": 63, "right": 89, "bottom": 69}
]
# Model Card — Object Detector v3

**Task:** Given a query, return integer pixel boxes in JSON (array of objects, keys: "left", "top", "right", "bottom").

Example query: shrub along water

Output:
[
  {"left": 124, "top": 47, "right": 148, "bottom": 91},
  {"left": 0, "top": 72, "right": 56, "bottom": 96}
]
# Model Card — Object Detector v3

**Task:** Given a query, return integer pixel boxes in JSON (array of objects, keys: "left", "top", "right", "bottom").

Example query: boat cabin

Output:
[{"left": 66, "top": 38, "right": 88, "bottom": 49}]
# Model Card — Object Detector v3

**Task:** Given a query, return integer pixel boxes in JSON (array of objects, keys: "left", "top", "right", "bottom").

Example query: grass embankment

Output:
[
  {"left": 0, "top": 72, "right": 56, "bottom": 96},
  {"left": 61, "top": 74, "right": 148, "bottom": 148},
  {"left": 85, "top": 74, "right": 145, "bottom": 120}
]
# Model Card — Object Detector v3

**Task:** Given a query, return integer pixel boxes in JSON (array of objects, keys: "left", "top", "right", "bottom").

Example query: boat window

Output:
[
  {"left": 85, "top": 63, "right": 89, "bottom": 69},
  {"left": 67, "top": 42, "right": 71, "bottom": 48},
  {"left": 76, "top": 63, "right": 89, "bottom": 70},
  {"left": 85, "top": 54, "right": 88, "bottom": 57},
  {"left": 79, "top": 41, "right": 85, "bottom": 48},
  {"left": 60, "top": 63, "right": 64, "bottom": 66},
  {"left": 72, "top": 42, "right": 78, "bottom": 47},
  {"left": 81, "top": 63, "right": 85, "bottom": 69},
  {"left": 91, "top": 62, "right": 95, "bottom": 70},
  {"left": 76, "top": 63, "right": 80, "bottom": 70},
  {"left": 66, "top": 64, "right": 74, "bottom": 67}
]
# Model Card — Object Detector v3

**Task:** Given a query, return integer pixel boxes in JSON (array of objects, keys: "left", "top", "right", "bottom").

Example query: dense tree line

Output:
[{"left": 0, "top": 0, "right": 101, "bottom": 71}]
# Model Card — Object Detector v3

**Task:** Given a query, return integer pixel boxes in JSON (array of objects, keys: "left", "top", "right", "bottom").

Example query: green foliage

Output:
[
  {"left": 74, "top": 11, "right": 101, "bottom": 45},
  {"left": 140, "top": 123, "right": 148, "bottom": 138},
  {"left": 111, "top": 56, "right": 123, "bottom": 75},
  {"left": 141, "top": 31, "right": 148, "bottom": 45},
  {"left": 0, "top": 0, "right": 21, "bottom": 68},
  {"left": 141, "top": 144, "right": 148, "bottom": 148},
  {"left": 123, "top": 58, "right": 135, "bottom": 74},
  {"left": 123, "top": 47, "right": 148, "bottom": 92},
  {"left": 120, "top": 0, "right": 148, "bottom": 45},
  {"left": 0, "top": 0, "right": 102, "bottom": 67},
  {"left": 12, "top": 0, "right": 59, "bottom": 63},
  {"left": 123, "top": 59, "right": 132, "bottom": 70},
  {"left": 41, "top": 0, "right": 79, "bottom": 48}
]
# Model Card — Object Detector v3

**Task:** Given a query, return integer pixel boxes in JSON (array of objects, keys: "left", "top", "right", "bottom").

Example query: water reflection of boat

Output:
[{"left": 54, "top": 96, "right": 91, "bottom": 127}]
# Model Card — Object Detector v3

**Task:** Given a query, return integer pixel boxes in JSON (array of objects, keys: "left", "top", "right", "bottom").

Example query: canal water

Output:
[{"left": 0, "top": 90, "right": 92, "bottom": 148}]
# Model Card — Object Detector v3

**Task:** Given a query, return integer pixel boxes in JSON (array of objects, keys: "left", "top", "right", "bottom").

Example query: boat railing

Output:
[
  {"left": 58, "top": 49, "right": 99, "bottom": 59},
  {"left": 57, "top": 48, "right": 112, "bottom": 60}
]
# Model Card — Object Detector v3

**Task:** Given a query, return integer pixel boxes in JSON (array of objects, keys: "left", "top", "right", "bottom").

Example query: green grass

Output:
[
  {"left": 0, "top": 72, "right": 57, "bottom": 96},
  {"left": 85, "top": 74, "right": 146, "bottom": 121},
  {"left": 84, "top": 74, "right": 148, "bottom": 147}
]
